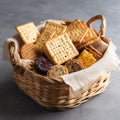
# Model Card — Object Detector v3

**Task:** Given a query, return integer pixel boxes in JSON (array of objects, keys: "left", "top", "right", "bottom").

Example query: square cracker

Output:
[
  {"left": 35, "top": 29, "right": 56, "bottom": 51},
  {"left": 45, "top": 21, "right": 67, "bottom": 35},
  {"left": 16, "top": 22, "right": 40, "bottom": 44},
  {"left": 67, "top": 20, "right": 88, "bottom": 43},
  {"left": 44, "top": 33, "right": 79, "bottom": 65},
  {"left": 75, "top": 28, "right": 100, "bottom": 49},
  {"left": 77, "top": 49, "right": 96, "bottom": 68},
  {"left": 85, "top": 45, "right": 102, "bottom": 60}
]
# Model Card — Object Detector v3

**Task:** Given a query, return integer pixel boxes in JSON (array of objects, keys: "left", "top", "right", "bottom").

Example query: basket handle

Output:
[
  {"left": 87, "top": 15, "right": 106, "bottom": 38},
  {"left": 8, "top": 41, "right": 20, "bottom": 65}
]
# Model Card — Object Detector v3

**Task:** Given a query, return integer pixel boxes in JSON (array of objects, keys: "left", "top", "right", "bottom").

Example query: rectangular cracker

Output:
[
  {"left": 85, "top": 45, "right": 103, "bottom": 60},
  {"left": 16, "top": 22, "right": 40, "bottom": 44},
  {"left": 75, "top": 28, "right": 100, "bottom": 49},
  {"left": 45, "top": 21, "right": 67, "bottom": 35},
  {"left": 77, "top": 49, "right": 97, "bottom": 68},
  {"left": 35, "top": 29, "right": 56, "bottom": 51},
  {"left": 44, "top": 33, "right": 79, "bottom": 65},
  {"left": 66, "top": 20, "right": 88, "bottom": 43}
]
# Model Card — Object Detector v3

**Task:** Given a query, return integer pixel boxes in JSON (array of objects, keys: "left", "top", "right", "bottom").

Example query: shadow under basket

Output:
[{"left": 8, "top": 15, "right": 111, "bottom": 110}]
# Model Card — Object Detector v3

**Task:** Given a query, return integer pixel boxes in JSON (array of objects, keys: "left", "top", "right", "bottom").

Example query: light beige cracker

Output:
[
  {"left": 44, "top": 33, "right": 79, "bottom": 65},
  {"left": 45, "top": 21, "right": 67, "bottom": 35},
  {"left": 75, "top": 28, "right": 100, "bottom": 49},
  {"left": 66, "top": 20, "right": 88, "bottom": 43},
  {"left": 20, "top": 43, "right": 41, "bottom": 60},
  {"left": 47, "top": 65, "right": 68, "bottom": 80},
  {"left": 16, "top": 22, "right": 40, "bottom": 44},
  {"left": 35, "top": 29, "right": 56, "bottom": 51}
]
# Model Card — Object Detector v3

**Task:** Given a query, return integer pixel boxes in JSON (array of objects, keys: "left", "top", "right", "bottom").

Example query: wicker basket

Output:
[{"left": 8, "top": 15, "right": 111, "bottom": 110}]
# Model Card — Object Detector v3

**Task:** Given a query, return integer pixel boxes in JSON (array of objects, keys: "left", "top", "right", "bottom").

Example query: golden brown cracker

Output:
[
  {"left": 77, "top": 49, "right": 97, "bottom": 68},
  {"left": 75, "top": 28, "right": 100, "bottom": 49},
  {"left": 45, "top": 21, "right": 67, "bottom": 35},
  {"left": 85, "top": 45, "right": 102, "bottom": 60},
  {"left": 67, "top": 20, "right": 88, "bottom": 43},
  {"left": 16, "top": 22, "right": 40, "bottom": 44},
  {"left": 35, "top": 29, "right": 56, "bottom": 51},
  {"left": 20, "top": 43, "right": 41, "bottom": 60}
]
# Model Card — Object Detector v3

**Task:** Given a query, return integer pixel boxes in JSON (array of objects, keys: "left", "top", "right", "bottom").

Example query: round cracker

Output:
[
  {"left": 47, "top": 65, "right": 68, "bottom": 80},
  {"left": 20, "top": 43, "right": 41, "bottom": 60}
]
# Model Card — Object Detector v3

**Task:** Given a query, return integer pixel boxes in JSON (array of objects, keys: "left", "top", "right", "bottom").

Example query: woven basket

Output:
[{"left": 8, "top": 15, "right": 111, "bottom": 110}]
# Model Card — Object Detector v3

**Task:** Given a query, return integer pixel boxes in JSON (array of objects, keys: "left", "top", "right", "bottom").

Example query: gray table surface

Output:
[{"left": 0, "top": 0, "right": 120, "bottom": 120}]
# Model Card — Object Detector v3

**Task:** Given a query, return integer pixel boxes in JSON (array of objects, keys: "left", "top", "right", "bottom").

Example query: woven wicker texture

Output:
[{"left": 8, "top": 15, "right": 111, "bottom": 110}]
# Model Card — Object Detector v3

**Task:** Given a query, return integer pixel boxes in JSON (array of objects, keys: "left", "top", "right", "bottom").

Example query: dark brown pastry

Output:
[{"left": 34, "top": 56, "right": 53, "bottom": 75}]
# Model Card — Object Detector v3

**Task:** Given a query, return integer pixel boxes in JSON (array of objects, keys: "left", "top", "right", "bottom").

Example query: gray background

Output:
[{"left": 0, "top": 0, "right": 120, "bottom": 120}]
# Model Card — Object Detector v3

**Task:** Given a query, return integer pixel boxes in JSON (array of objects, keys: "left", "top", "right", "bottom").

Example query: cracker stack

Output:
[{"left": 15, "top": 18, "right": 108, "bottom": 76}]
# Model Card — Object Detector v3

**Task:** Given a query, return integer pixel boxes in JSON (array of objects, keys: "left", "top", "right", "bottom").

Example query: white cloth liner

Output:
[
  {"left": 61, "top": 41, "right": 120, "bottom": 92},
  {"left": 2, "top": 20, "right": 120, "bottom": 94}
]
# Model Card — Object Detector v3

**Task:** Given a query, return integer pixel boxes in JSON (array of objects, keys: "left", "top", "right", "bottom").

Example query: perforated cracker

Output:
[
  {"left": 67, "top": 20, "right": 88, "bottom": 43},
  {"left": 45, "top": 21, "right": 67, "bottom": 35},
  {"left": 16, "top": 22, "right": 40, "bottom": 44},
  {"left": 35, "top": 29, "right": 56, "bottom": 51},
  {"left": 47, "top": 65, "right": 68, "bottom": 80},
  {"left": 44, "top": 33, "right": 79, "bottom": 65}
]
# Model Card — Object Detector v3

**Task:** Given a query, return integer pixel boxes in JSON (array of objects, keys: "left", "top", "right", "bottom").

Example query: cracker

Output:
[
  {"left": 35, "top": 29, "right": 56, "bottom": 51},
  {"left": 65, "top": 59, "right": 83, "bottom": 73},
  {"left": 75, "top": 28, "right": 100, "bottom": 49},
  {"left": 16, "top": 22, "right": 40, "bottom": 44},
  {"left": 85, "top": 45, "right": 102, "bottom": 60},
  {"left": 77, "top": 49, "right": 97, "bottom": 68},
  {"left": 44, "top": 33, "right": 79, "bottom": 65},
  {"left": 47, "top": 65, "right": 68, "bottom": 80},
  {"left": 92, "top": 40, "right": 108, "bottom": 54},
  {"left": 45, "top": 21, "right": 67, "bottom": 35},
  {"left": 67, "top": 20, "right": 88, "bottom": 43},
  {"left": 20, "top": 43, "right": 41, "bottom": 60}
]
